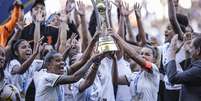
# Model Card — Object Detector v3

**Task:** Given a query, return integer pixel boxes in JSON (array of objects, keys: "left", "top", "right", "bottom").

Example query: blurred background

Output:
[{"left": 24, "top": 0, "right": 201, "bottom": 44}]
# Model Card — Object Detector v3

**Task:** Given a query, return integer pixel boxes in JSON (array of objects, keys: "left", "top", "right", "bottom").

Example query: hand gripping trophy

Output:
[{"left": 91, "top": 0, "right": 118, "bottom": 53}]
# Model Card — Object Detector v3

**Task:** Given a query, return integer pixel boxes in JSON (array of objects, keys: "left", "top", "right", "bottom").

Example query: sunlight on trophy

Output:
[{"left": 97, "top": 34, "right": 118, "bottom": 53}]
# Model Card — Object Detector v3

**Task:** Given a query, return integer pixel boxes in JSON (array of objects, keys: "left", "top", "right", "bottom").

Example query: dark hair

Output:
[
  {"left": 88, "top": 10, "right": 97, "bottom": 37},
  {"left": 193, "top": 36, "right": 201, "bottom": 52},
  {"left": 32, "top": 0, "right": 45, "bottom": 10},
  {"left": 0, "top": 46, "right": 5, "bottom": 79},
  {"left": 176, "top": 13, "right": 189, "bottom": 33},
  {"left": 144, "top": 44, "right": 158, "bottom": 59},
  {"left": 43, "top": 50, "right": 58, "bottom": 68},
  {"left": 11, "top": 39, "right": 27, "bottom": 60}
]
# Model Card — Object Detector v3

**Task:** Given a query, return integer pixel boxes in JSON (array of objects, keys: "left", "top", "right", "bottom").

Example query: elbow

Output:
[
  {"left": 166, "top": 61, "right": 178, "bottom": 84},
  {"left": 11, "top": 70, "right": 25, "bottom": 75},
  {"left": 72, "top": 74, "right": 82, "bottom": 82},
  {"left": 85, "top": 79, "right": 93, "bottom": 88},
  {"left": 167, "top": 71, "right": 178, "bottom": 84},
  {"left": 78, "top": 80, "right": 92, "bottom": 93},
  {"left": 18, "top": 68, "right": 28, "bottom": 74},
  {"left": 168, "top": 75, "right": 177, "bottom": 84}
]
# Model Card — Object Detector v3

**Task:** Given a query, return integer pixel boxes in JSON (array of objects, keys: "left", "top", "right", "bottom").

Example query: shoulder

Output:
[
  {"left": 8, "top": 59, "right": 21, "bottom": 70},
  {"left": 9, "top": 59, "right": 20, "bottom": 65},
  {"left": 151, "top": 63, "right": 159, "bottom": 72},
  {"left": 125, "top": 72, "right": 141, "bottom": 83},
  {"left": 32, "top": 59, "right": 43, "bottom": 67},
  {"left": 34, "top": 69, "right": 61, "bottom": 87}
]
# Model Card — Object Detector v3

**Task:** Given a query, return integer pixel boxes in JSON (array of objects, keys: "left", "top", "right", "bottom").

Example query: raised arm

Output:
[
  {"left": 58, "top": 10, "right": 69, "bottom": 53},
  {"left": 78, "top": 61, "right": 101, "bottom": 92},
  {"left": 166, "top": 35, "right": 201, "bottom": 85},
  {"left": 4, "top": 2, "right": 22, "bottom": 34},
  {"left": 0, "top": 3, "right": 22, "bottom": 47},
  {"left": 54, "top": 52, "right": 106, "bottom": 85},
  {"left": 111, "top": 53, "right": 130, "bottom": 85},
  {"left": 117, "top": 2, "right": 125, "bottom": 39},
  {"left": 62, "top": 34, "right": 76, "bottom": 60},
  {"left": 134, "top": 3, "right": 146, "bottom": 46},
  {"left": 11, "top": 40, "right": 42, "bottom": 74},
  {"left": 5, "top": 22, "right": 23, "bottom": 55},
  {"left": 111, "top": 32, "right": 151, "bottom": 71},
  {"left": 76, "top": 1, "right": 92, "bottom": 52},
  {"left": 168, "top": 0, "right": 184, "bottom": 40},
  {"left": 67, "top": 31, "right": 101, "bottom": 75},
  {"left": 33, "top": 10, "right": 45, "bottom": 52}
]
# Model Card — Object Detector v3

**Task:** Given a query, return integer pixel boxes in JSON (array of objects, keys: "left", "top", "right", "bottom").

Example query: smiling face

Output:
[
  {"left": 0, "top": 47, "right": 5, "bottom": 69},
  {"left": 164, "top": 25, "right": 175, "bottom": 43},
  {"left": 47, "top": 53, "right": 65, "bottom": 75},
  {"left": 15, "top": 41, "right": 32, "bottom": 61}
]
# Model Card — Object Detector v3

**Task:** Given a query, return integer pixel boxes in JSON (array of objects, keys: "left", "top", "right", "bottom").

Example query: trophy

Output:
[
  {"left": 91, "top": 0, "right": 118, "bottom": 53},
  {"left": 97, "top": 34, "right": 118, "bottom": 53}
]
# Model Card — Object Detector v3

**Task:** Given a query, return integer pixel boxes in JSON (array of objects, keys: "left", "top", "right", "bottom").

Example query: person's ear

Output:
[
  {"left": 197, "top": 48, "right": 201, "bottom": 56},
  {"left": 14, "top": 51, "right": 19, "bottom": 57},
  {"left": 45, "top": 62, "right": 51, "bottom": 69}
]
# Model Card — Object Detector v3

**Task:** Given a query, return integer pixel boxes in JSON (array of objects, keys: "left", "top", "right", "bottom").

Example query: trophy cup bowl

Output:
[{"left": 97, "top": 35, "right": 118, "bottom": 53}]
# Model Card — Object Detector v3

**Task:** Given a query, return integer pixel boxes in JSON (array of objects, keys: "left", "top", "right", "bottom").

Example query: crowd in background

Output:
[{"left": 0, "top": 0, "right": 201, "bottom": 101}]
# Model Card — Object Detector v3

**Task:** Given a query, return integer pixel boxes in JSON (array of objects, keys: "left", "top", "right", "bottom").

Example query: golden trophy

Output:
[
  {"left": 92, "top": 0, "right": 119, "bottom": 53},
  {"left": 97, "top": 34, "right": 118, "bottom": 53}
]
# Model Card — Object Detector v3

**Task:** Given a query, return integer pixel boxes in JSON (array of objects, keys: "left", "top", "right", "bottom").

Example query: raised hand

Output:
[
  {"left": 34, "top": 36, "right": 44, "bottom": 54},
  {"left": 16, "top": 21, "right": 24, "bottom": 32},
  {"left": 92, "top": 30, "right": 103, "bottom": 42},
  {"left": 184, "top": 32, "right": 192, "bottom": 41},
  {"left": 120, "top": 2, "right": 133, "bottom": 16},
  {"left": 14, "top": 0, "right": 22, "bottom": 6},
  {"left": 108, "top": 51, "right": 117, "bottom": 60},
  {"left": 111, "top": 0, "right": 122, "bottom": 8},
  {"left": 108, "top": 29, "right": 121, "bottom": 40},
  {"left": 35, "top": 11, "right": 45, "bottom": 22},
  {"left": 65, "top": 0, "right": 75, "bottom": 14},
  {"left": 91, "top": 51, "right": 109, "bottom": 64},
  {"left": 60, "top": 10, "right": 68, "bottom": 23},
  {"left": 167, "top": 35, "right": 179, "bottom": 59},
  {"left": 76, "top": 1, "right": 86, "bottom": 16},
  {"left": 183, "top": 40, "right": 191, "bottom": 53},
  {"left": 70, "top": 33, "right": 78, "bottom": 48},
  {"left": 134, "top": 3, "right": 142, "bottom": 19}
]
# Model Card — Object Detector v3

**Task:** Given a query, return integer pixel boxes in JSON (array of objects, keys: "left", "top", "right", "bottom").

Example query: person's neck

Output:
[
  {"left": 47, "top": 69, "right": 54, "bottom": 74},
  {"left": 18, "top": 58, "right": 25, "bottom": 64},
  {"left": 47, "top": 68, "right": 56, "bottom": 74}
]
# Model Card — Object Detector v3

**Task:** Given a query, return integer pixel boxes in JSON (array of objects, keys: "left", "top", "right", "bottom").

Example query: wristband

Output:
[{"left": 144, "top": 61, "right": 152, "bottom": 70}]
